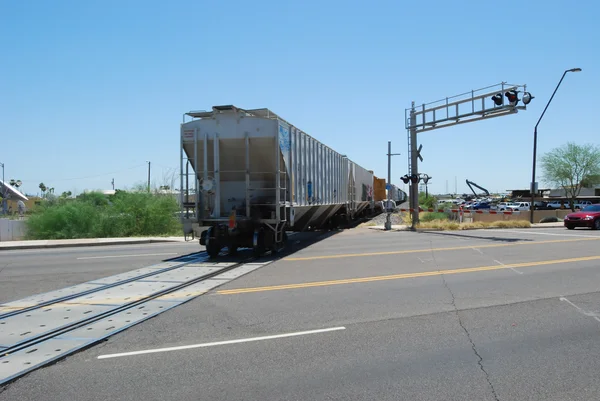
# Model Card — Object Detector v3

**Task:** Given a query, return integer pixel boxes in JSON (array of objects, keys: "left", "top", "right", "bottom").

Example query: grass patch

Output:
[
  {"left": 25, "top": 189, "right": 182, "bottom": 240},
  {"left": 416, "top": 219, "right": 531, "bottom": 230}
]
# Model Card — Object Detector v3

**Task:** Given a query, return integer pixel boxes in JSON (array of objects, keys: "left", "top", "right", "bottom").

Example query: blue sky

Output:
[{"left": 1, "top": 0, "right": 598, "bottom": 197}]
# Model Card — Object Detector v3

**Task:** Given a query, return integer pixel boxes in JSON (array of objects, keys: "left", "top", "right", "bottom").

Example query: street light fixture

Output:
[{"left": 529, "top": 67, "right": 582, "bottom": 223}]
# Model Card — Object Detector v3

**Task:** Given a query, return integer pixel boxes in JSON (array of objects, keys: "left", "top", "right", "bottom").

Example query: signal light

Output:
[
  {"left": 410, "top": 174, "right": 419, "bottom": 184},
  {"left": 505, "top": 90, "right": 519, "bottom": 106},
  {"left": 401, "top": 175, "right": 410, "bottom": 184},
  {"left": 491, "top": 93, "right": 503, "bottom": 106},
  {"left": 522, "top": 92, "right": 534, "bottom": 105}
]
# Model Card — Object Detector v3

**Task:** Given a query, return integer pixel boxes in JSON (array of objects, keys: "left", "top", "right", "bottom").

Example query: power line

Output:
[{"left": 20, "top": 164, "right": 147, "bottom": 182}]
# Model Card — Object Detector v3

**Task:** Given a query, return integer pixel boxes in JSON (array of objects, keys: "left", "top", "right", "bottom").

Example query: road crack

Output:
[
  {"left": 429, "top": 241, "right": 500, "bottom": 401},
  {"left": 0, "top": 261, "right": 11, "bottom": 276}
]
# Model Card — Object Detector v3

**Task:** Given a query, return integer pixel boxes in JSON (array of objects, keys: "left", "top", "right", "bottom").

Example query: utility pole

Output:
[
  {"left": 111, "top": 178, "right": 115, "bottom": 190},
  {"left": 385, "top": 141, "right": 401, "bottom": 230},
  {"left": 0, "top": 162, "right": 5, "bottom": 215},
  {"left": 146, "top": 161, "right": 151, "bottom": 192}
]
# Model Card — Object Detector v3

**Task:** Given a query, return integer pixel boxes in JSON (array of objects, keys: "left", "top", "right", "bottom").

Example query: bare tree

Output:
[{"left": 160, "top": 167, "right": 179, "bottom": 193}]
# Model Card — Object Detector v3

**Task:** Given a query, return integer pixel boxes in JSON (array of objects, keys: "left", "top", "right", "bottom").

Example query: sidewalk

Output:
[
  {"left": 0, "top": 236, "right": 192, "bottom": 250},
  {"left": 368, "top": 222, "right": 566, "bottom": 231}
]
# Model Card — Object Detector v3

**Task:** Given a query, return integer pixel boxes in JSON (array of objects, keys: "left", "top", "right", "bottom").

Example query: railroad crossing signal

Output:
[
  {"left": 523, "top": 92, "right": 534, "bottom": 105},
  {"left": 492, "top": 90, "right": 534, "bottom": 107},
  {"left": 405, "top": 82, "right": 533, "bottom": 228},
  {"left": 505, "top": 90, "right": 519, "bottom": 106},
  {"left": 416, "top": 144, "right": 423, "bottom": 162},
  {"left": 491, "top": 93, "right": 503, "bottom": 106}
]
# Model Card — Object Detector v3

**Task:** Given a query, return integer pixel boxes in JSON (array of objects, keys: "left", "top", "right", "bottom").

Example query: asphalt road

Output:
[
  {"left": 0, "top": 242, "right": 202, "bottom": 303},
  {"left": 2, "top": 227, "right": 600, "bottom": 401}
]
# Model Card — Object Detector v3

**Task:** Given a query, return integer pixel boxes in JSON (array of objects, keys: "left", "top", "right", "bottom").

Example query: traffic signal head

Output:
[
  {"left": 410, "top": 174, "right": 419, "bottom": 184},
  {"left": 505, "top": 90, "right": 519, "bottom": 106},
  {"left": 522, "top": 92, "right": 534, "bottom": 105},
  {"left": 491, "top": 93, "right": 503, "bottom": 106},
  {"left": 400, "top": 174, "right": 410, "bottom": 184},
  {"left": 421, "top": 174, "right": 431, "bottom": 184}
]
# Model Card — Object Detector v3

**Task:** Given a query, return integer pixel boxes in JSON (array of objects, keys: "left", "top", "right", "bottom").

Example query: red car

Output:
[{"left": 564, "top": 205, "right": 600, "bottom": 230}]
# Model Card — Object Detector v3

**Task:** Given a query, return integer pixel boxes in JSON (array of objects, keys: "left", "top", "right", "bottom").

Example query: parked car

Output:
[
  {"left": 547, "top": 200, "right": 567, "bottom": 209},
  {"left": 532, "top": 201, "right": 551, "bottom": 210},
  {"left": 472, "top": 202, "right": 491, "bottom": 210},
  {"left": 495, "top": 202, "right": 509, "bottom": 211},
  {"left": 575, "top": 200, "right": 593, "bottom": 209},
  {"left": 506, "top": 202, "right": 530, "bottom": 211},
  {"left": 564, "top": 204, "right": 600, "bottom": 230}
]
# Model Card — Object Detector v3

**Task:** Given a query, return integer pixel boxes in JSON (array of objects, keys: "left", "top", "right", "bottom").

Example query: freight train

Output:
[{"left": 179, "top": 105, "right": 406, "bottom": 258}]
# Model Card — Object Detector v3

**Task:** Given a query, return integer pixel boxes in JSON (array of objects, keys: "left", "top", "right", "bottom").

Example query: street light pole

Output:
[
  {"left": 529, "top": 68, "right": 581, "bottom": 223},
  {"left": 147, "top": 161, "right": 151, "bottom": 192}
]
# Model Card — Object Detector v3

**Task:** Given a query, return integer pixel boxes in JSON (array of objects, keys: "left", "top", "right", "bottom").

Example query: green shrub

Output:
[
  {"left": 419, "top": 192, "right": 438, "bottom": 209},
  {"left": 539, "top": 216, "right": 560, "bottom": 223},
  {"left": 420, "top": 212, "right": 448, "bottom": 222},
  {"left": 25, "top": 201, "right": 99, "bottom": 239},
  {"left": 25, "top": 190, "right": 182, "bottom": 239}
]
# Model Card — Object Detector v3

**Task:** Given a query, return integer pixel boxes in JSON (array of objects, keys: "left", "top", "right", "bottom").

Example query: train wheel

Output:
[
  {"left": 206, "top": 240, "right": 221, "bottom": 258},
  {"left": 253, "top": 228, "right": 266, "bottom": 257}
]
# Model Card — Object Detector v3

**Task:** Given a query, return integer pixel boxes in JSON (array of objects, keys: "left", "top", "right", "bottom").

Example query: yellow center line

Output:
[
  {"left": 283, "top": 237, "right": 600, "bottom": 261},
  {"left": 216, "top": 255, "right": 600, "bottom": 295}
]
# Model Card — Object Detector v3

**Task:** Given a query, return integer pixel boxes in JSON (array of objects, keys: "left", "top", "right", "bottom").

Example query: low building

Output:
[{"left": 547, "top": 185, "right": 600, "bottom": 198}]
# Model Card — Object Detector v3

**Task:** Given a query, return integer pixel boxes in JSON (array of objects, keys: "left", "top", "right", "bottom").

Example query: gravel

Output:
[{"left": 364, "top": 212, "right": 406, "bottom": 226}]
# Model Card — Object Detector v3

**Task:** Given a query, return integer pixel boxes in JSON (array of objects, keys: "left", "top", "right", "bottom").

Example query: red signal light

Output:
[{"left": 505, "top": 90, "right": 519, "bottom": 106}]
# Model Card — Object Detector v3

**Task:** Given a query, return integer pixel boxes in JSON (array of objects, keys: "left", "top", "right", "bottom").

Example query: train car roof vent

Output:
[{"left": 213, "top": 105, "right": 238, "bottom": 112}]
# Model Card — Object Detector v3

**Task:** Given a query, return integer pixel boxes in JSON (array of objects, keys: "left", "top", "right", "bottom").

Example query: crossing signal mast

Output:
[{"left": 405, "top": 82, "right": 533, "bottom": 228}]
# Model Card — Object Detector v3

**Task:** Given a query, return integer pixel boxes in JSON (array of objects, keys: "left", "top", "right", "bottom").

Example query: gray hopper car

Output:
[{"left": 180, "top": 105, "right": 377, "bottom": 258}]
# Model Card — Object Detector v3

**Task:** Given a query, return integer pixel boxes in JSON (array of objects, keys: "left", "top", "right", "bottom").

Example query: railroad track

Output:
[
  {"left": 0, "top": 251, "right": 208, "bottom": 320},
  {"left": 0, "top": 250, "right": 264, "bottom": 386}
]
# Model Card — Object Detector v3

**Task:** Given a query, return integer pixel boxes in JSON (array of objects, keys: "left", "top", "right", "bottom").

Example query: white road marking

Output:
[
  {"left": 560, "top": 297, "right": 600, "bottom": 323},
  {"left": 97, "top": 326, "right": 346, "bottom": 359},
  {"left": 494, "top": 259, "right": 523, "bottom": 275},
  {"left": 77, "top": 253, "right": 178, "bottom": 260},
  {"left": 472, "top": 247, "right": 484, "bottom": 255},
  {"left": 481, "top": 229, "right": 598, "bottom": 238}
]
